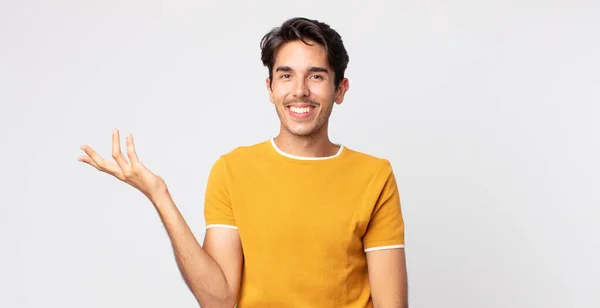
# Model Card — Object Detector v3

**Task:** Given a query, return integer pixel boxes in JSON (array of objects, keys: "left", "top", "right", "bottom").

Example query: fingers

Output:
[
  {"left": 111, "top": 129, "right": 131, "bottom": 174},
  {"left": 79, "top": 145, "right": 124, "bottom": 178},
  {"left": 79, "top": 129, "right": 138, "bottom": 182},
  {"left": 125, "top": 133, "right": 141, "bottom": 166},
  {"left": 77, "top": 155, "right": 99, "bottom": 169},
  {"left": 80, "top": 144, "right": 109, "bottom": 172},
  {"left": 80, "top": 144, "right": 103, "bottom": 165}
]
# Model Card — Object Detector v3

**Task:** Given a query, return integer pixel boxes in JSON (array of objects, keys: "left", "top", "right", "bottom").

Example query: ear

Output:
[
  {"left": 334, "top": 78, "right": 350, "bottom": 105},
  {"left": 266, "top": 77, "right": 274, "bottom": 103}
]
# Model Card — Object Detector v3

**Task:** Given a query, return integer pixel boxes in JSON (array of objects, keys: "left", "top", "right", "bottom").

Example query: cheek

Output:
[
  {"left": 272, "top": 87, "right": 291, "bottom": 103},
  {"left": 307, "top": 82, "right": 334, "bottom": 97}
]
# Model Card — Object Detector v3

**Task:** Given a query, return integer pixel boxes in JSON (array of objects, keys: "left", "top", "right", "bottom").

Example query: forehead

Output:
[{"left": 274, "top": 40, "right": 330, "bottom": 70}]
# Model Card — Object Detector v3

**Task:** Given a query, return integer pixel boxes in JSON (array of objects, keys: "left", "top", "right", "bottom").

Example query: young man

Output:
[{"left": 78, "top": 17, "right": 408, "bottom": 308}]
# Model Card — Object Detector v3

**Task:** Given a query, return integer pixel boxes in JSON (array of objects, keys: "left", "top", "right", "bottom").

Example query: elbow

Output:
[
  {"left": 196, "top": 298, "right": 236, "bottom": 308},
  {"left": 380, "top": 304, "right": 408, "bottom": 308},
  {"left": 373, "top": 300, "right": 409, "bottom": 308},
  {"left": 194, "top": 290, "right": 237, "bottom": 308}
]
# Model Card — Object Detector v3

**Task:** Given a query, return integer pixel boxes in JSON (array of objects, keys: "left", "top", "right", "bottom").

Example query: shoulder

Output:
[
  {"left": 216, "top": 139, "right": 271, "bottom": 165},
  {"left": 342, "top": 146, "right": 395, "bottom": 174}
]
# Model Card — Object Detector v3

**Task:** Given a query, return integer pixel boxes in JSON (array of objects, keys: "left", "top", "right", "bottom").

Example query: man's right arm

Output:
[
  {"left": 78, "top": 131, "right": 243, "bottom": 307},
  {"left": 152, "top": 191, "right": 243, "bottom": 307}
]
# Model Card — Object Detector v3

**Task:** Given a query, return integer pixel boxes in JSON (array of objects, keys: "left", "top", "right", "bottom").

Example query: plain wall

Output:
[{"left": 1, "top": 0, "right": 598, "bottom": 307}]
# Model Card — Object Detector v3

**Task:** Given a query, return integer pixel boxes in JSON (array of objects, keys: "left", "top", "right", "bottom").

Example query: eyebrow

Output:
[{"left": 275, "top": 66, "right": 330, "bottom": 74}]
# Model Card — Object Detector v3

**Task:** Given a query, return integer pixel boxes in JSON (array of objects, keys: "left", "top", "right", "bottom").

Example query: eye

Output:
[
  {"left": 310, "top": 75, "right": 324, "bottom": 80},
  {"left": 280, "top": 74, "right": 292, "bottom": 79}
]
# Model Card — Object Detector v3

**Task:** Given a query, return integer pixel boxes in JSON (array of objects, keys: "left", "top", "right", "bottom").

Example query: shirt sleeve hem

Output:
[
  {"left": 363, "top": 239, "right": 405, "bottom": 252},
  {"left": 205, "top": 224, "right": 238, "bottom": 230},
  {"left": 364, "top": 244, "right": 405, "bottom": 252}
]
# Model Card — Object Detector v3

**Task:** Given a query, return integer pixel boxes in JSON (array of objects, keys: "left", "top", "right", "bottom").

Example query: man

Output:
[{"left": 78, "top": 17, "right": 408, "bottom": 307}]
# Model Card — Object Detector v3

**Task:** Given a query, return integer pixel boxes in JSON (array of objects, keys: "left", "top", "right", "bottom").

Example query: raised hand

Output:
[{"left": 78, "top": 129, "right": 167, "bottom": 201}]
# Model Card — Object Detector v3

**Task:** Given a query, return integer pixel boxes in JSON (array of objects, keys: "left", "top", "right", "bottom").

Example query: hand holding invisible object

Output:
[{"left": 78, "top": 129, "right": 167, "bottom": 201}]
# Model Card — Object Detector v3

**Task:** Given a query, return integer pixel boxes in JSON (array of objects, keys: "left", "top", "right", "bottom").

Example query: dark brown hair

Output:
[{"left": 260, "top": 17, "right": 350, "bottom": 88}]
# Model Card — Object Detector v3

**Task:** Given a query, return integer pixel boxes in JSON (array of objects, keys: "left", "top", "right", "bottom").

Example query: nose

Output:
[{"left": 293, "top": 78, "right": 310, "bottom": 97}]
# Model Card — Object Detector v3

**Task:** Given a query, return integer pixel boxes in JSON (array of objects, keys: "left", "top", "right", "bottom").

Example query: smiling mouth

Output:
[
  {"left": 287, "top": 104, "right": 316, "bottom": 119},
  {"left": 289, "top": 106, "right": 314, "bottom": 114}
]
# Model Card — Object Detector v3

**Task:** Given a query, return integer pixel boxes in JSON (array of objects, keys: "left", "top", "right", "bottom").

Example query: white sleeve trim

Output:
[
  {"left": 364, "top": 244, "right": 405, "bottom": 252},
  {"left": 206, "top": 224, "right": 238, "bottom": 230}
]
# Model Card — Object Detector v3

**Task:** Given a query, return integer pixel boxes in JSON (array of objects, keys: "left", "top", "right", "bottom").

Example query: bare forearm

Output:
[
  {"left": 78, "top": 132, "right": 235, "bottom": 305},
  {"left": 150, "top": 189, "right": 236, "bottom": 307}
]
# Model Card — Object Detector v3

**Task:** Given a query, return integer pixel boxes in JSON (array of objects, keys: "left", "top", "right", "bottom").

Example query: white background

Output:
[{"left": 1, "top": 0, "right": 598, "bottom": 307}]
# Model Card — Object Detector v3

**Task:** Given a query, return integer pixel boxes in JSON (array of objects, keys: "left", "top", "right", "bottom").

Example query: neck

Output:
[{"left": 273, "top": 127, "right": 340, "bottom": 158}]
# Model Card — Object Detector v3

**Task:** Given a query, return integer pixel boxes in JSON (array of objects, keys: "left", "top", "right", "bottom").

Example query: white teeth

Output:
[{"left": 290, "top": 106, "right": 312, "bottom": 114}]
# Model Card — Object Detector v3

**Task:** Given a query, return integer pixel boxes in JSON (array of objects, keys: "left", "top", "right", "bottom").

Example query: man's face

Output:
[{"left": 266, "top": 40, "right": 349, "bottom": 137}]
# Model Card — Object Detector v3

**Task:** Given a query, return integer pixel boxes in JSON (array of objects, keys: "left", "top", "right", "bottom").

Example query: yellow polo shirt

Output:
[{"left": 204, "top": 139, "right": 405, "bottom": 307}]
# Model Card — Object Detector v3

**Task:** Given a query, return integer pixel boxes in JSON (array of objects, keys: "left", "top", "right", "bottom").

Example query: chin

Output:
[
  {"left": 284, "top": 123, "right": 324, "bottom": 137},
  {"left": 287, "top": 128, "right": 315, "bottom": 137}
]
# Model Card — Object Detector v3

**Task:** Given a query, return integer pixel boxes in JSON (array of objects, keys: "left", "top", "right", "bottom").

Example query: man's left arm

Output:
[
  {"left": 367, "top": 248, "right": 408, "bottom": 308},
  {"left": 362, "top": 160, "right": 408, "bottom": 307}
]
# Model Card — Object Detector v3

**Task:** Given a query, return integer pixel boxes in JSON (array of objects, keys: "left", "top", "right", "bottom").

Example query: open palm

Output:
[{"left": 78, "top": 129, "right": 166, "bottom": 200}]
